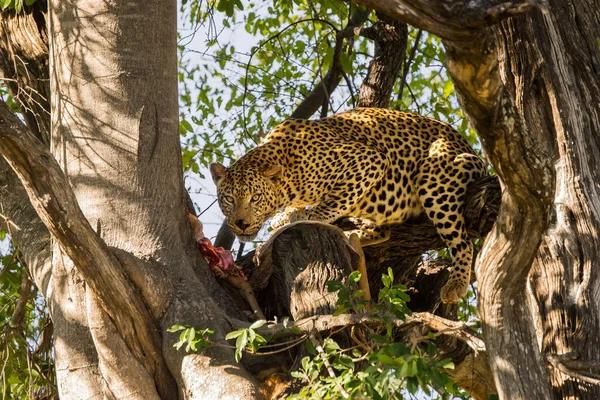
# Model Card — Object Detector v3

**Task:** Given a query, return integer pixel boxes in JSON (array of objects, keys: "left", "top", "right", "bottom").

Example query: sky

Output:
[{"left": 178, "top": 5, "right": 276, "bottom": 252}]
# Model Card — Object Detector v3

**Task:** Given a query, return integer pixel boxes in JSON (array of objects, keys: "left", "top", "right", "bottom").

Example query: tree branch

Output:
[
  {"left": 0, "top": 3, "right": 50, "bottom": 144},
  {"left": 290, "top": 8, "right": 371, "bottom": 119},
  {"left": 347, "top": 0, "right": 554, "bottom": 397},
  {"left": 350, "top": 0, "right": 543, "bottom": 41},
  {"left": 356, "top": 12, "right": 408, "bottom": 108},
  {"left": 10, "top": 273, "right": 32, "bottom": 329},
  {"left": 257, "top": 311, "right": 484, "bottom": 353},
  {"left": 0, "top": 101, "right": 177, "bottom": 399},
  {"left": 546, "top": 353, "right": 600, "bottom": 385}
]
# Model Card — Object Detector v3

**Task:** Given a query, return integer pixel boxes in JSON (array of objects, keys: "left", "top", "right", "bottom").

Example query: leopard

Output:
[{"left": 210, "top": 107, "right": 486, "bottom": 303}]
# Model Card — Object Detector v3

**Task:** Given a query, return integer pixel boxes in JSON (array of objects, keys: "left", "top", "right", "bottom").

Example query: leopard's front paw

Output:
[
  {"left": 440, "top": 279, "right": 468, "bottom": 303},
  {"left": 270, "top": 212, "right": 291, "bottom": 230}
]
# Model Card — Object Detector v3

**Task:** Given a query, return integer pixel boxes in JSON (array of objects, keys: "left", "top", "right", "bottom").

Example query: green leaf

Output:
[
  {"left": 290, "top": 371, "right": 304, "bottom": 379},
  {"left": 180, "top": 119, "right": 193, "bottom": 133},
  {"left": 381, "top": 274, "right": 391, "bottom": 289},
  {"left": 167, "top": 325, "right": 187, "bottom": 332},
  {"left": 226, "top": 329, "right": 245, "bottom": 340},
  {"left": 439, "top": 358, "right": 454, "bottom": 370},
  {"left": 236, "top": 330, "right": 248, "bottom": 353},
  {"left": 305, "top": 338, "right": 317, "bottom": 356},
  {"left": 326, "top": 280, "right": 344, "bottom": 292},
  {"left": 249, "top": 319, "right": 266, "bottom": 329},
  {"left": 348, "top": 270, "right": 361, "bottom": 283},
  {"left": 339, "top": 53, "right": 353, "bottom": 74},
  {"left": 332, "top": 355, "right": 354, "bottom": 371}
]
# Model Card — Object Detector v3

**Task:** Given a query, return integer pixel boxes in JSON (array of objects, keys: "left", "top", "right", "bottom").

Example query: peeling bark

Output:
[{"left": 0, "top": 3, "right": 50, "bottom": 143}]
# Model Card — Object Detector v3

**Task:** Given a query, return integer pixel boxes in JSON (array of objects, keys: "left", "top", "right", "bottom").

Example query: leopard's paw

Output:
[
  {"left": 270, "top": 212, "right": 291, "bottom": 230},
  {"left": 440, "top": 279, "right": 468, "bottom": 303},
  {"left": 271, "top": 208, "right": 310, "bottom": 231}
]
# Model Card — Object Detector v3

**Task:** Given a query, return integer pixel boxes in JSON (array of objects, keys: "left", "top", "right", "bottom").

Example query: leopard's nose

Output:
[{"left": 235, "top": 219, "right": 250, "bottom": 231}]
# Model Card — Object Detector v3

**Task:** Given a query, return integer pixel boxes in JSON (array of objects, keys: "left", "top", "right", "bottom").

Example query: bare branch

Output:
[
  {"left": 397, "top": 29, "right": 422, "bottom": 103},
  {"left": 258, "top": 312, "right": 484, "bottom": 353},
  {"left": 351, "top": 0, "right": 543, "bottom": 41},
  {"left": 547, "top": 353, "right": 600, "bottom": 385},
  {"left": 357, "top": 13, "right": 408, "bottom": 108},
  {"left": 309, "top": 333, "right": 350, "bottom": 398}
]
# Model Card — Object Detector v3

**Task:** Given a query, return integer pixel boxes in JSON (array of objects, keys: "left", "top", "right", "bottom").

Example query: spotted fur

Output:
[{"left": 210, "top": 108, "right": 486, "bottom": 303}]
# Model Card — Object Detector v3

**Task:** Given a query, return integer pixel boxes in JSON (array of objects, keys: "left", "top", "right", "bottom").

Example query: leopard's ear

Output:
[
  {"left": 264, "top": 165, "right": 283, "bottom": 181},
  {"left": 210, "top": 163, "right": 227, "bottom": 185}
]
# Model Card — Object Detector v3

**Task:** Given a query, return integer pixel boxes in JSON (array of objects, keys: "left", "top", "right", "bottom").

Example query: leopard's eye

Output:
[
  {"left": 223, "top": 195, "right": 235, "bottom": 204},
  {"left": 251, "top": 193, "right": 262, "bottom": 202}
]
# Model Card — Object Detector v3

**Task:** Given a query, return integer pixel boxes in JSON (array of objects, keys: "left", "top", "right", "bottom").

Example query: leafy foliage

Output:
[
  {"left": 0, "top": 0, "right": 37, "bottom": 13},
  {"left": 1, "top": 0, "right": 484, "bottom": 398},
  {"left": 177, "top": 1, "right": 479, "bottom": 178},
  {"left": 290, "top": 270, "right": 468, "bottom": 399},
  {"left": 225, "top": 319, "right": 268, "bottom": 362},
  {"left": 171, "top": 269, "right": 471, "bottom": 399},
  {"left": 0, "top": 238, "right": 56, "bottom": 399}
]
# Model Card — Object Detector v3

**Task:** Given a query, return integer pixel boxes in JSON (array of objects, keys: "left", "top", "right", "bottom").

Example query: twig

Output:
[
  {"left": 309, "top": 332, "right": 350, "bottom": 399},
  {"left": 397, "top": 29, "right": 422, "bottom": 104}
]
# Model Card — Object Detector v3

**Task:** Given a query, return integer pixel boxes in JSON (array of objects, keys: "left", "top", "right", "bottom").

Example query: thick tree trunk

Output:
[
  {"left": 495, "top": 1, "right": 600, "bottom": 396},
  {"left": 352, "top": 0, "right": 600, "bottom": 398},
  {"left": 4, "top": 0, "right": 264, "bottom": 398},
  {"left": 3, "top": 0, "right": 598, "bottom": 398}
]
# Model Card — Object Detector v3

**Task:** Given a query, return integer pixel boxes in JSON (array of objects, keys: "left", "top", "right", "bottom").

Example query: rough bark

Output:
[
  {"left": 0, "top": 0, "right": 264, "bottom": 398},
  {"left": 0, "top": 98, "right": 177, "bottom": 398},
  {"left": 3, "top": 0, "right": 598, "bottom": 398},
  {"left": 0, "top": 3, "right": 50, "bottom": 143},
  {"left": 0, "top": 5, "right": 105, "bottom": 397},
  {"left": 235, "top": 175, "right": 499, "bottom": 399},
  {"left": 496, "top": 2, "right": 600, "bottom": 396},
  {"left": 46, "top": 0, "right": 262, "bottom": 397},
  {"left": 350, "top": 0, "right": 600, "bottom": 398},
  {"left": 356, "top": 13, "right": 407, "bottom": 108}
]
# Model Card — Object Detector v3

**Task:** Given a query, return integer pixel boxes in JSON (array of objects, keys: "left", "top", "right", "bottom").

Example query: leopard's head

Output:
[{"left": 210, "top": 162, "right": 283, "bottom": 242}]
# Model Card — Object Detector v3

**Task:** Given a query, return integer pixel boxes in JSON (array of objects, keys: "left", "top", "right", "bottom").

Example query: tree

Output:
[{"left": 0, "top": 0, "right": 599, "bottom": 399}]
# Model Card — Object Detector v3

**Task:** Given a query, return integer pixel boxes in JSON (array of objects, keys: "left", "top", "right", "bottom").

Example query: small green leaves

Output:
[
  {"left": 225, "top": 320, "right": 268, "bottom": 362},
  {"left": 216, "top": 0, "right": 243, "bottom": 17},
  {"left": 0, "top": 0, "right": 36, "bottom": 13},
  {"left": 180, "top": 119, "right": 193, "bottom": 135},
  {"left": 378, "top": 268, "right": 411, "bottom": 321},
  {"left": 169, "top": 325, "right": 214, "bottom": 352}
]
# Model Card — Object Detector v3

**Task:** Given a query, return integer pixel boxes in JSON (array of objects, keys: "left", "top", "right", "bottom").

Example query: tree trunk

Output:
[
  {"left": 1, "top": 0, "right": 263, "bottom": 398},
  {"left": 352, "top": 0, "right": 600, "bottom": 398},
  {"left": 495, "top": 2, "right": 600, "bottom": 396},
  {"left": 356, "top": 13, "right": 407, "bottom": 108}
]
